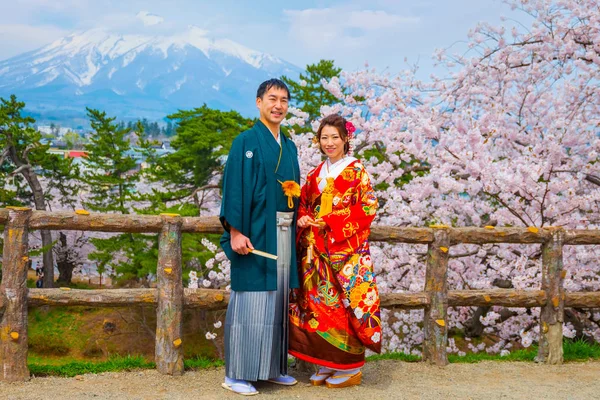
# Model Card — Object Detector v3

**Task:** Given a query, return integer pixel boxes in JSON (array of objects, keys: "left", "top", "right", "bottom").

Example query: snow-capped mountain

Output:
[{"left": 0, "top": 27, "right": 301, "bottom": 125}]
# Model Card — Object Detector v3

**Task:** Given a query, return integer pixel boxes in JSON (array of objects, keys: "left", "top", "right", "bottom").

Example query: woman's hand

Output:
[
  {"left": 297, "top": 215, "right": 314, "bottom": 229},
  {"left": 298, "top": 216, "right": 325, "bottom": 229}
]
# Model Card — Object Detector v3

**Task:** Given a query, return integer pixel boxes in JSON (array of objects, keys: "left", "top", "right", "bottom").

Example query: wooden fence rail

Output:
[{"left": 1, "top": 207, "right": 600, "bottom": 381}]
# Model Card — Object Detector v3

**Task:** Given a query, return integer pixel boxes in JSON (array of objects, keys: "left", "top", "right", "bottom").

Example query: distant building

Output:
[
  {"left": 68, "top": 150, "right": 88, "bottom": 158},
  {"left": 52, "top": 140, "right": 68, "bottom": 149}
]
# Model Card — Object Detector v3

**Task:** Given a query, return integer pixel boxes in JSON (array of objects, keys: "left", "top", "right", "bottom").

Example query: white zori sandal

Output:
[{"left": 222, "top": 377, "right": 259, "bottom": 396}]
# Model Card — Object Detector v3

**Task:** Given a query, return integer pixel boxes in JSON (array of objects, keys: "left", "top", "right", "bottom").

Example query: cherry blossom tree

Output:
[{"left": 296, "top": 0, "right": 600, "bottom": 355}]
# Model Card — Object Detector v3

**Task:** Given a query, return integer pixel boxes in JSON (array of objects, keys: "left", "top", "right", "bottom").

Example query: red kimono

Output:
[{"left": 289, "top": 158, "right": 381, "bottom": 370}]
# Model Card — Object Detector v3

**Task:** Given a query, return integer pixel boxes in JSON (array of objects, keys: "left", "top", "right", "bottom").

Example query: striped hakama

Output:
[{"left": 224, "top": 211, "right": 293, "bottom": 381}]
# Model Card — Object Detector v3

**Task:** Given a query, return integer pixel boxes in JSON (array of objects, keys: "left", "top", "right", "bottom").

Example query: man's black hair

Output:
[{"left": 256, "top": 78, "right": 291, "bottom": 100}]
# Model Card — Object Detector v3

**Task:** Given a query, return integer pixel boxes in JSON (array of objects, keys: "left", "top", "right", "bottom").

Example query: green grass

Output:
[
  {"left": 29, "top": 355, "right": 154, "bottom": 377},
  {"left": 563, "top": 339, "right": 600, "bottom": 361},
  {"left": 367, "top": 352, "right": 421, "bottom": 363},
  {"left": 28, "top": 354, "right": 87, "bottom": 366},
  {"left": 448, "top": 347, "right": 537, "bottom": 363},
  {"left": 184, "top": 356, "right": 224, "bottom": 369},
  {"left": 28, "top": 307, "right": 89, "bottom": 355},
  {"left": 447, "top": 340, "right": 600, "bottom": 363},
  {"left": 367, "top": 339, "right": 600, "bottom": 365},
  {"left": 27, "top": 340, "right": 600, "bottom": 377},
  {"left": 28, "top": 355, "right": 223, "bottom": 377}
]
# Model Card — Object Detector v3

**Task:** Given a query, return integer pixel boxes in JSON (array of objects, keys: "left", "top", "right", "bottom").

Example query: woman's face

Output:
[{"left": 319, "top": 125, "right": 347, "bottom": 162}]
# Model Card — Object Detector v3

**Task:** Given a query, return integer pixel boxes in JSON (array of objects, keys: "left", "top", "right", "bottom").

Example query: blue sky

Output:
[{"left": 0, "top": 0, "right": 519, "bottom": 78}]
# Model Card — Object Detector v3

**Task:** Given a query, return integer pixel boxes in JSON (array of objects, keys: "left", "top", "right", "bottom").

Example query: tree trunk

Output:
[
  {"left": 7, "top": 145, "right": 54, "bottom": 288},
  {"left": 40, "top": 230, "right": 54, "bottom": 288},
  {"left": 55, "top": 233, "right": 75, "bottom": 285},
  {"left": 564, "top": 309, "right": 595, "bottom": 344},
  {"left": 56, "top": 259, "right": 74, "bottom": 285},
  {"left": 464, "top": 306, "right": 490, "bottom": 337},
  {"left": 464, "top": 279, "right": 514, "bottom": 338}
]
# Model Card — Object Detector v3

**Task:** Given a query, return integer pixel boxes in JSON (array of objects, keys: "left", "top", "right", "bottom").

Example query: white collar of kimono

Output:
[
  {"left": 266, "top": 126, "right": 281, "bottom": 146},
  {"left": 317, "top": 156, "right": 357, "bottom": 193}
]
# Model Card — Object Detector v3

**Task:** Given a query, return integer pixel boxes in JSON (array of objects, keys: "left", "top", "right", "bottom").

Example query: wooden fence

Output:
[{"left": 1, "top": 206, "right": 600, "bottom": 382}]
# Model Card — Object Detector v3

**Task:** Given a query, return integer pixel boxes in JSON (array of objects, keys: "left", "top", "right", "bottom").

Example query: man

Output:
[{"left": 220, "top": 79, "right": 301, "bottom": 395}]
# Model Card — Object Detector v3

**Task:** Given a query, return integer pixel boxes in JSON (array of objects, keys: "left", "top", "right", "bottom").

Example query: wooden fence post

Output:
[
  {"left": 423, "top": 227, "right": 449, "bottom": 366},
  {"left": 0, "top": 207, "right": 32, "bottom": 382},
  {"left": 155, "top": 214, "right": 184, "bottom": 375},
  {"left": 537, "top": 228, "right": 565, "bottom": 365}
]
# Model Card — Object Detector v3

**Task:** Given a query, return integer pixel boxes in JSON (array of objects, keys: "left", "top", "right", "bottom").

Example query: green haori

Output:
[{"left": 220, "top": 120, "right": 300, "bottom": 291}]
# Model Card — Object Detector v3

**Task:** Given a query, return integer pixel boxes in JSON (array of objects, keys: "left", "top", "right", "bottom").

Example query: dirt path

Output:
[{"left": 3, "top": 360, "right": 600, "bottom": 399}]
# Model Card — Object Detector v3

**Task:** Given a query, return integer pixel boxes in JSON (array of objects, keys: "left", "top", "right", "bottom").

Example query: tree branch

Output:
[
  {"left": 483, "top": 190, "right": 530, "bottom": 227},
  {"left": 8, "top": 164, "right": 31, "bottom": 177},
  {"left": 552, "top": 170, "right": 600, "bottom": 186},
  {"left": 21, "top": 144, "right": 36, "bottom": 164},
  {"left": 0, "top": 147, "right": 9, "bottom": 166}
]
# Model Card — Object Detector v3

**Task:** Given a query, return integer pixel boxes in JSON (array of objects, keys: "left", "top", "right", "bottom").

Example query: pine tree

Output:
[
  {"left": 0, "top": 95, "right": 79, "bottom": 286},
  {"left": 165, "top": 120, "right": 174, "bottom": 137},
  {"left": 282, "top": 59, "right": 342, "bottom": 133},
  {"left": 141, "top": 105, "right": 253, "bottom": 285},
  {"left": 82, "top": 109, "right": 140, "bottom": 214},
  {"left": 146, "top": 104, "right": 252, "bottom": 209},
  {"left": 81, "top": 108, "right": 158, "bottom": 284}
]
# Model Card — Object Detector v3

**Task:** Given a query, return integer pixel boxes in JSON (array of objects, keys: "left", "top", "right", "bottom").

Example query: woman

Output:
[{"left": 289, "top": 114, "right": 381, "bottom": 388}]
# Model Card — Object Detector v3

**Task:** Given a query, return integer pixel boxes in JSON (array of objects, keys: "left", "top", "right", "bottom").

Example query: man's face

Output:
[{"left": 256, "top": 87, "right": 289, "bottom": 126}]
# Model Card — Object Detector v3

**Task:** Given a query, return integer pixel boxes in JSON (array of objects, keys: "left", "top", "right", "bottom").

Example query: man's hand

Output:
[{"left": 231, "top": 227, "right": 254, "bottom": 255}]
